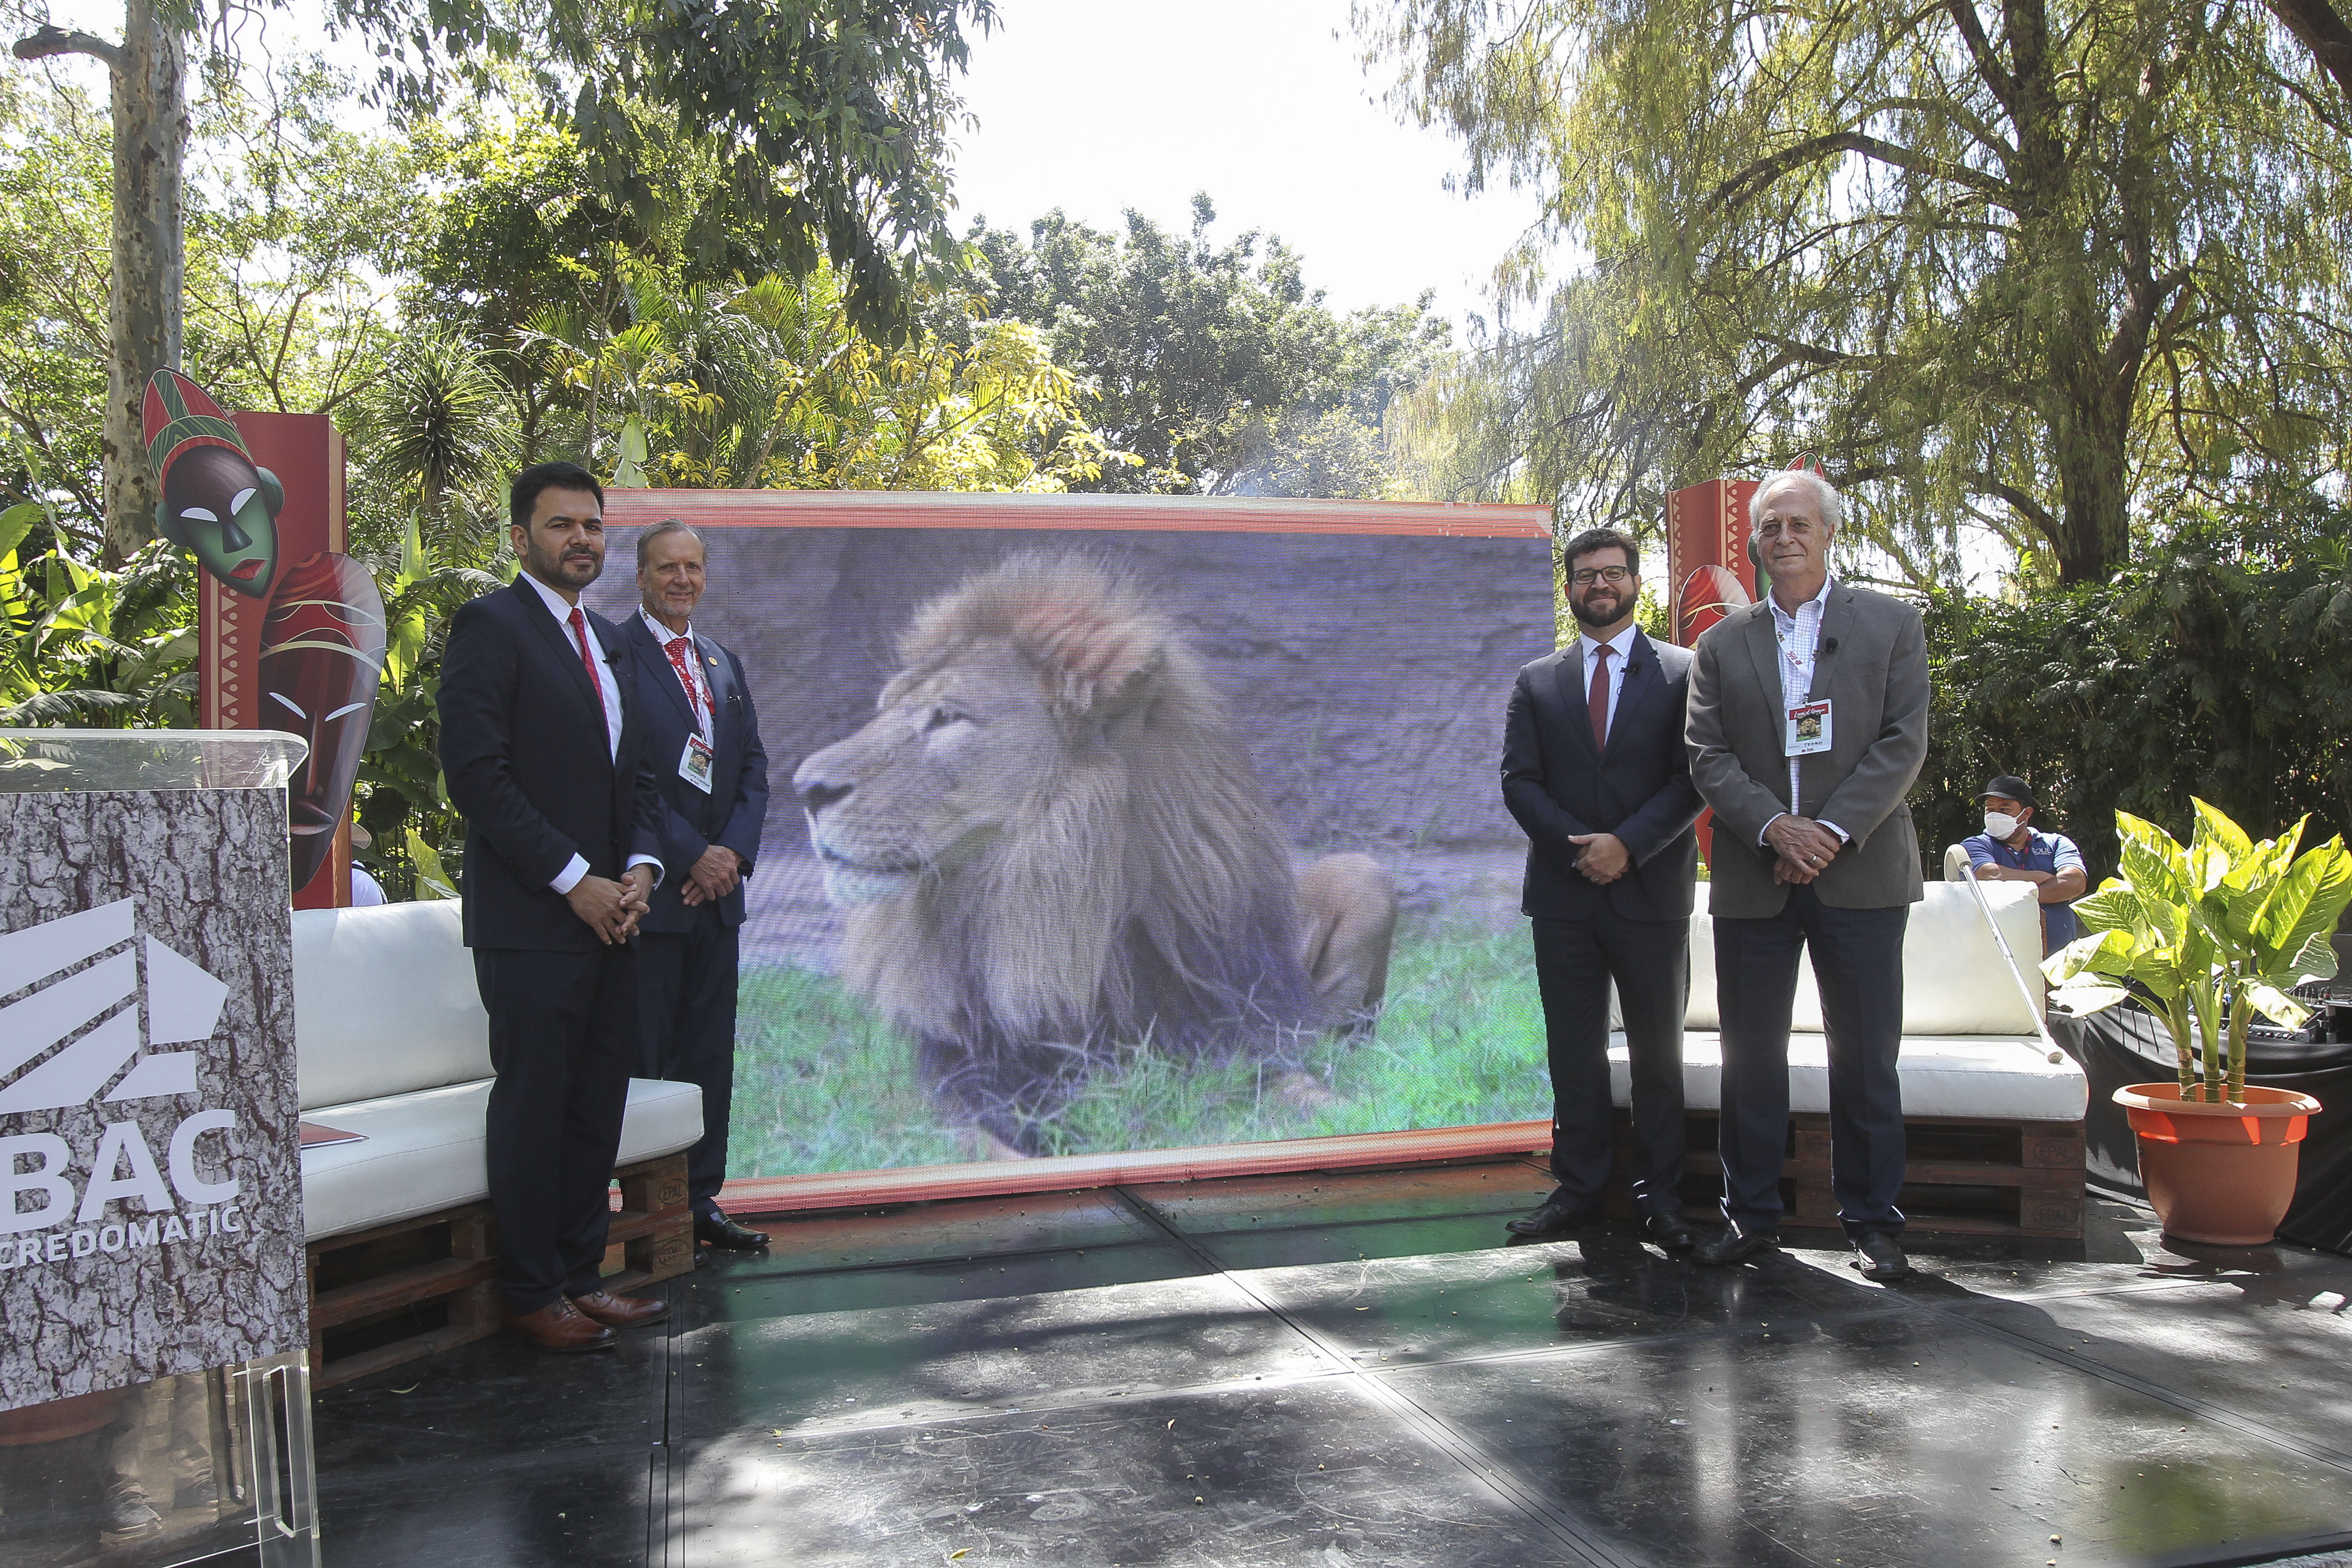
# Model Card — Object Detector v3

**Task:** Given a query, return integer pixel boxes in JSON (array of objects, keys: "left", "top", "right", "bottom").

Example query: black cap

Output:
[{"left": 1976, "top": 775, "right": 2036, "bottom": 808}]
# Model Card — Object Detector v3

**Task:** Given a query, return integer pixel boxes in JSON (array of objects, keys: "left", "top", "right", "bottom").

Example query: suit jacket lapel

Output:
[
  {"left": 1741, "top": 604, "right": 1783, "bottom": 718},
  {"left": 694, "top": 633, "right": 731, "bottom": 723},
  {"left": 1550, "top": 644, "right": 1599, "bottom": 758},
  {"left": 633, "top": 616, "right": 698, "bottom": 731},
  {"left": 1602, "top": 633, "right": 1655, "bottom": 758},
  {"left": 515, "top": 581, "right": 606, "bottom": 728}
]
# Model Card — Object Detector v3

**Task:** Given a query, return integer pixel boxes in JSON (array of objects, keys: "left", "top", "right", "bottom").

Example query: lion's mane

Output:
[{"left": 833, "top": 552, "right": 1323, "bottom": 1149}]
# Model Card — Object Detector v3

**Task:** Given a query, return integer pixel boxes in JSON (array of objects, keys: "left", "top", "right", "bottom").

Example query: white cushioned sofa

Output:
[
  {"left": 291, "top": 899, "right": 705, "bottom": 1383},
  {"left": 1607, "top": 878, "right": 2090, "bottom": 1236}
]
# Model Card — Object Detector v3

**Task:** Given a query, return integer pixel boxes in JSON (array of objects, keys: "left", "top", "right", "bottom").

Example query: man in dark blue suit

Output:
[
  {"left": 1500, "top": 527, "right": 1706, "bottom": 1246},
  {"left": 439, "top": 461, "right": 671, "bottom": 1352},
  {"left": 618, "top": 519, "right": 772, "bottom": 1251}
]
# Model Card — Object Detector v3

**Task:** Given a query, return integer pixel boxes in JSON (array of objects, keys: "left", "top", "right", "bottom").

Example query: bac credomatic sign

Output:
[{"left": 0, "top": 784, "right": 305, "bottom": 1411}]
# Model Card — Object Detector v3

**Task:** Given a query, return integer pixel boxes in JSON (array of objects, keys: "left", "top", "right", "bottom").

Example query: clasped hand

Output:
[
  {"left": 1568, "top": 831, "right": 1630, "bottom": 884},
  {"left": 1766, "top": 814, "right": 1842, "bottom": 884},
  {"left": 565, "top": 864, "right": 655, "bottom": 943},
  {"left": 680, "top": 844, "right": 741, "bottom": 907}
]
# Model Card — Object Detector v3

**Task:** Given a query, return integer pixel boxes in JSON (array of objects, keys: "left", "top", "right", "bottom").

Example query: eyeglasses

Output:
[{"left": 1570, "top": 565, "right": 1633, "bottom": 586}]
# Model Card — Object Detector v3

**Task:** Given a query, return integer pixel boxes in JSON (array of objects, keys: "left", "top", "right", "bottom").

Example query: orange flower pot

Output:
[{"left": 2115, "top": 1082, "right": 2323, "bottom": 1245}]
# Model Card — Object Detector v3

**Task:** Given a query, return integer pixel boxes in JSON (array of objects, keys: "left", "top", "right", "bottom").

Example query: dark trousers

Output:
[
  {"left": 1532, "top": 913, "right": 1688, "bottom": 1214},
  {"left": 1714, "top": 886, "right": 1909, "bottom": 1237},
  {"left": 637, "top": 908, "right": 740, "bottom": 1217},
  {"left": 474, "top": 946, "right": 636, "bottom": 1312}
]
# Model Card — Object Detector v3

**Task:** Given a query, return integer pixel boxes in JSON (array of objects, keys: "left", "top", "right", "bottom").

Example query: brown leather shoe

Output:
[
  {"left": 567, "top": 1289, "right": 669, "bottom": 1329},
  {"left": 503, "top": 1296, "right": 616, "bottom": 1353}
]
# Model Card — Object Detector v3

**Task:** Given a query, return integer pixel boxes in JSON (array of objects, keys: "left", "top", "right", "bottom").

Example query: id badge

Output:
[
  {"left": 1784, "top": 699, "right": 1833, "bottom": 756},
  {"left": 679, "top": 734, "right": 715, "bottom": 793}
]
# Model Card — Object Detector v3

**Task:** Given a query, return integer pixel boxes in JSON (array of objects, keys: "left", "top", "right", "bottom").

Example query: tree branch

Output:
[
  {"left": 1964, "top": 469, "right": 2060, "bottom": 543},
  {"left": 1945, "top": 0, "right": 2019, "bottom": 113},
  {"left": 1706, "top": 131, "right": 2013, "bottom": 217},
  {"left": 11, "top": 24, "right": 122, "bottom": 70},
  {"left": 2266, "top": 0, "right": 2352, "bottom": 110}
]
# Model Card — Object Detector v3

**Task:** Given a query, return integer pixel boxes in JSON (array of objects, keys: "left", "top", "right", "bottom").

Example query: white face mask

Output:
[{"left": 1983, "top": 811, "right": 2020, "bottom": 840}]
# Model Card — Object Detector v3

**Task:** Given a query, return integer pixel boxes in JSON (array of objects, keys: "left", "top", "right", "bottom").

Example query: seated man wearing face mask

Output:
[{"left": 1961, "top": 775, "right": 2087, "bottom": 956}]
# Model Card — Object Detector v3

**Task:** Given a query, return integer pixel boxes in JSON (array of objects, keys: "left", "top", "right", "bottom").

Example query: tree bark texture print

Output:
[{"left": 0, "top": 787, "right": 304, "bottom": 1411}]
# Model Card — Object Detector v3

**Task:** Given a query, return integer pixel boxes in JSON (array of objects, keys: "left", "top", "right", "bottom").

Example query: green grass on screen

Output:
[{"left": 724, "top": 915, "right": 1550, "bottom": 1178}]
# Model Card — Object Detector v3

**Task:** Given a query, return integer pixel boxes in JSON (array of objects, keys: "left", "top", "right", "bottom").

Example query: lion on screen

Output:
[{"left": 793, "top": 551, "right": 1397, "bottom": 1153}]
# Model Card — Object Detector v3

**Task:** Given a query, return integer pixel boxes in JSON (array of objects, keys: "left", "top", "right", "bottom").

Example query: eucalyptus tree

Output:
[{"left": 1363, "top": 0, "right": 2352, "bottom": 583}]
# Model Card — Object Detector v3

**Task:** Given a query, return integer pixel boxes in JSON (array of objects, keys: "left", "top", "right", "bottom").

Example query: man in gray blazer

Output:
[{"left": 1684, "top": 470, "right": 1928, "bottom": 1282}]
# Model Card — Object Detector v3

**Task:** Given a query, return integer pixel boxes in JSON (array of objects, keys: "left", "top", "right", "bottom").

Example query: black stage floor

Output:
[{"left": 310, "top": 1160, "right": 2352, "bottom": 1568}]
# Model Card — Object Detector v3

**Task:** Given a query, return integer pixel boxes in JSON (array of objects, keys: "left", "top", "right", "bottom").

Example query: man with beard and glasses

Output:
[
  {"left": 438, "top": 461, "right": 672, "bottom": 1353},
  {"left": 1499, "top": 527, "right": 1705, "bottom": 1248}
]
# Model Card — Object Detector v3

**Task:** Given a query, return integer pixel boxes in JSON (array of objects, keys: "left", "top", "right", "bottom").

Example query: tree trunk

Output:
[
  {"left": 2046, "top": 387, "right": 2134, "bottom": 584},
  {"left": 103, "top": 0, "right": 187, "bottom": 565}
]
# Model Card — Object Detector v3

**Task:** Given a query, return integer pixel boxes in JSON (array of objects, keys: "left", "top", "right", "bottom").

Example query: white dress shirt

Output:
[
  {"left": 516, "top": 572, "right": 661, "bottom": 895},
  {"left": 1576, "top": 625, "right": 1639, "bottom": 740},
  {"left": 1762, "top": 575, "right": 1847, "bottom": 845}
]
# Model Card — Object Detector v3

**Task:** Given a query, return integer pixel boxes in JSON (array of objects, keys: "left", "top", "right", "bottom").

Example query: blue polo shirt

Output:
[{"left": 1963, "top": 829, "right": 2086, "bottom": 953}]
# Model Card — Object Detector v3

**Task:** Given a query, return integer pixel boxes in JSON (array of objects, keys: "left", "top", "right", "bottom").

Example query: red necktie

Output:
[
  {"left": 663, "top": 635, "right": 709, "bottom": 735},
  {"left": 568, "top": 605, "right": 605, "bottom": 708},
  {"left": 1587, "top": 643, "right": 1613, "bottom": 748}
]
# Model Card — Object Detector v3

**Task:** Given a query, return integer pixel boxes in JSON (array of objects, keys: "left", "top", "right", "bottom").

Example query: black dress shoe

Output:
[
  {"left": 695, "top": 1210, "right": 772, "bottom": 1251},
  {"left": 1852, "top": 1231, "right": 1911, "bottom": 1282},
  {"left": 1643, "top": 1211, "right": 1696, "bottom": 1251},
  {"left": 1505, "top": 1199, "right": 1604, "bottom": 1237},
  {"left": 1693, "top": 1225, "right": 1780, "bottom": 1266}
]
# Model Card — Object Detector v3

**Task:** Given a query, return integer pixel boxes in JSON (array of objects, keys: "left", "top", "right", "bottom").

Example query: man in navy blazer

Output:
[
  {"left": 439, "top": 461, "right": 671, "bottom": 1353},
  {"left": 1500, "top": 527, "right": 1705, "bottom": 1246},
  {"left": 617, "top": 519, "right": 772, "bottom": 1251}
]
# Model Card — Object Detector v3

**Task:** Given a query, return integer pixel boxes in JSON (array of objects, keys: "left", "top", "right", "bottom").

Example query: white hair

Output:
[{"left": 1750, "top": 468, "right": 1843, "bottom": 535}]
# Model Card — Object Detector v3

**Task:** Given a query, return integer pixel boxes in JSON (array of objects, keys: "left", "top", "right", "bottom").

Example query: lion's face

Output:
[{"left": 794, "top": 640, "right": 1082, "bottom": 908}]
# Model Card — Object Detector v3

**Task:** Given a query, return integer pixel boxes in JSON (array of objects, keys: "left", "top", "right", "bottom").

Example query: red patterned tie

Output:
[
  {"left": 567, "top": 605, "right": 604, "bottom": 709},
  {"left": 663, "top": 635, "right": 709, "bottom": 735},
  {"left": 1587, "top": 643, "right": 1613, "bottom": 749}
]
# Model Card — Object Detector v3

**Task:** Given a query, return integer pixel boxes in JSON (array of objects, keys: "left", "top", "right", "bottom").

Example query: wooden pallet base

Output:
[
  {"left": 304, "top": 1153, "right": 694, "bottom": 1388},
  {"left": 1595, "top": 1109, "right": 2085, "bottom": 1239}
]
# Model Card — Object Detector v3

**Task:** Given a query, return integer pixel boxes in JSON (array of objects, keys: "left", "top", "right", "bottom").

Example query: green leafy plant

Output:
[{"left": 2042, "top": 801, "right": 2352, "bottom": 1102}]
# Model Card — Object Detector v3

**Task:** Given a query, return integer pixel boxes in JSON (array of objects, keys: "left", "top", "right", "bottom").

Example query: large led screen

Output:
[{"left": 583, "top": 504, "right": 1557, "bottom": 1179}]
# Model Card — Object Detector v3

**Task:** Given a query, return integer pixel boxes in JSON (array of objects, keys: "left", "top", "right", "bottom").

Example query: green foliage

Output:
[
  {"left": 971, "top": 196, "right": 1452, "bottom": 497},
  {"left": 332, "top": 0, "right": 995, "bottom": 340},
  {"left": 0, "top": 496, "right": 197, "bottom": 729},
  {"left": 350, "top": 515, "right": 508, "bottom": 902},
  {"left": 1914, "top": 500, "right": 2352, "bottom": 879},
  {"left": 0, "top": 61, "right": 410, "bottom": 545},
  {"left": 0, "top": 72, "right": 110, "bottom": 544},
  {"left": 2044, "top": 802, "right": 2352, "bottom": 1102},
  {"left": 1362, "top": 0, "right": 2352, "bottom": 584}
]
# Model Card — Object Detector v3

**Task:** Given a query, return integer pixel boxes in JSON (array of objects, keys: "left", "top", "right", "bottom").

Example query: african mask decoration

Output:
[
  {"left": 259, "top": 553, "right": 387, "bottom": 891},
  {"left": 142, "top": 369, "right": 282, "bottom": 597}
]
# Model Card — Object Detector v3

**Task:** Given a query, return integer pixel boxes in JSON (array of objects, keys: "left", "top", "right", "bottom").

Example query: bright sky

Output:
[
  {"left": 948, "top": 0, "right": 1553, "bottom": 334},
  {"left": 27, "top": 0, "right": 1545, "bottom": 335}
]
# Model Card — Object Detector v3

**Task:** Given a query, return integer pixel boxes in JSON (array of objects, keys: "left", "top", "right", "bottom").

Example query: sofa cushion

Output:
[
  {"left": 1605, "top": 1031, "right": 2087, "bottom": 1122},
  {"left": 299, "top": 1077, "right": 704, "bottom": 1243},
  {"left": 1683, "top": 879, "right": 2045, "bottom": 1036},
  {"left": 292, "top": 901, "right": 491, "bottom": 1112}
]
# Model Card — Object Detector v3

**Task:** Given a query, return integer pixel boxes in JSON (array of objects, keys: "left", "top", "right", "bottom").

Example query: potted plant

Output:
[{"left": 2042, "top": 800, "right": 2352, "bottom": 1245}]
